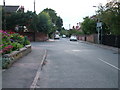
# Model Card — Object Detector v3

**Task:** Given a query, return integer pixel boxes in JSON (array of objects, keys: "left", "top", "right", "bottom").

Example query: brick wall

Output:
[
  {"left": 35, "top": 32, "right": 48, "bottom": 41},
  {"left": 77, "top": 35, "right": 85, "bottom": 41},
  {"left": 78, "top": 34, "right": 98, "bottom": 43},
  {"left": 18, "top": 32, "right": 48, "bottom": 42}
]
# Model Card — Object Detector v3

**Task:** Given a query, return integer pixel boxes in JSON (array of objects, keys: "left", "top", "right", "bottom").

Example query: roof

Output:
[{"left": 2, "top": 5, "right": 20, "bottom": 13}]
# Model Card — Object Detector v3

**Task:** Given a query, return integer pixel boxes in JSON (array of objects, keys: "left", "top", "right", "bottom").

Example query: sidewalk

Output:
[
  {"left": 79, "top": 40, "right": 119, "bottom": 53},
  {"left": 2, "top": 46, "right": 47, "bottom": 88}
]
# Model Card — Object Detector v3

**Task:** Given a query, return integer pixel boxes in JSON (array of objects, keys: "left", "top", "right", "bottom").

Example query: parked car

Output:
[
  {"left": 62, "top": 35, "right": 66, "bottom": 38},
  {"left": 54, "top": 34, "right": 60, "bottom": 39},
  {"left": 70, "top": 35, "right": 77, "bottom": 41}
]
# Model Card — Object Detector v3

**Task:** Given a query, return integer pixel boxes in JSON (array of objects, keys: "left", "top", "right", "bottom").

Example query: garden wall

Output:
[
  {"left": 2, "top": 45, "right": 31, "bottom": 69},
  {"left": 19, "top": 32, "right": 48, "bottom": 42},
  {"left": 77, "top": 35, "right": 85, "bottom": 41},
  {"left": 35, "top": 32, "right": 48, "bottom": 42},
  {"left": 78, "top": 34, "right": 98, "bottom": 43}
]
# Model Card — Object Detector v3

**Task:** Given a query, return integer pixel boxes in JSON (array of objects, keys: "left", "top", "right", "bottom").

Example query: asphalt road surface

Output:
[{"left": 31, "top": 38, "right": 119, "bottom": 88}]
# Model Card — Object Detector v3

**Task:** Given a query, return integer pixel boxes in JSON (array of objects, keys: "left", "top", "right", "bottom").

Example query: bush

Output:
[
  {"left": 0, "top": 30, "right": 30, "bottom": 55},
  {"left": 11, "top": 42, "right": 23, "bottom": 51}
]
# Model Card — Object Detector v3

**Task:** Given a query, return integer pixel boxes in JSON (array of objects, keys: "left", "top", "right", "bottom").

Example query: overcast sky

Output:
[{"left": 0, "top": 0, "right": 107, "bottom": 29}]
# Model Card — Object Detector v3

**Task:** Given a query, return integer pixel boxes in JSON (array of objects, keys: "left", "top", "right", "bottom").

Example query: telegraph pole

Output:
[
  {"left": 33, "top": 0, "right": 36, "bottom": 41},
  {"left": 3, "top": 0, "right": 6, "bottom": 31},
  {"left": 34, "top": 0, "right": 36, "bottom": 13}
]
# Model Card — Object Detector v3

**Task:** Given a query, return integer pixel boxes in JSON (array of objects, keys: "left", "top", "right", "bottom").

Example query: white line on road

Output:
[{"left": 98, "top": 58, "right": 120, "bottom": 71}]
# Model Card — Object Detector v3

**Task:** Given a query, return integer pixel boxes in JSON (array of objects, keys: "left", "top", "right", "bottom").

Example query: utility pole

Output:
[
  {"left": 33, "top": 0, "right": 36, "bottom": 41},
  {"left": 3, "top": 0, "right": 6, "bottom": 31},
  {"left": 34, "top": 0, "right": 36, "bottom": 13}
]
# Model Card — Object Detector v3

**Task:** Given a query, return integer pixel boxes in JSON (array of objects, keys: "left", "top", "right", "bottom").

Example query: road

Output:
[{"left": 31, "top": 38, "right": 119, "bottom": 88}]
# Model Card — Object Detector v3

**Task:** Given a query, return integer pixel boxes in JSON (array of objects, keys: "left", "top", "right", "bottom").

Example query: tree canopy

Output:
[
  {"left": 2, "top": 8, "right": 63, "bottom": 36},
  {"left": 37, "top": 12, "right": 52, "bottom": 33},
  {"left": 81, "top": 17, "right": 96, "bottom": 35},
  {"left": 97, "top": 1, "right": 120, "bottom": 35},
  {"left": 42, "top": 8, "right": 63, "bottom": 32}
]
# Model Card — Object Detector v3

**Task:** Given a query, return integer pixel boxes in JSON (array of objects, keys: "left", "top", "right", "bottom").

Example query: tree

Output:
[
  {"left": 43, "top": 8, "right": 57, "bottom": 25},
  {"left": 3, "top": 11, "right": 38, "bottom": 32},
  {"left": 5, "top": 12, "right": 26, "bottom": 30},
  {"left": 81, "top": 17, "right": 96, "bottom": 35},
  {"left": 25, "top": 11, "right": 38, "bottom": 32},
  {"left": 37, "top": 11, "right": 52, "bottom": 34},
  {"left": 56, "top": 16, "right": 63, "bottom": 32},
  {"left": 42, "top": 8, "right": 63, "bottom": 32},
  {"left": 97, "top": 1, "right": 120, "bottom": 35}
]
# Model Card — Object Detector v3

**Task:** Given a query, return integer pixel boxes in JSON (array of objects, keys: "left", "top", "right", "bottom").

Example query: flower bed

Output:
[
  {"left": 2, "top": 45, "right": 31, "bottom": 69},
  {"left": 0, "top": 30, "right": 31, "bottom": 69}
]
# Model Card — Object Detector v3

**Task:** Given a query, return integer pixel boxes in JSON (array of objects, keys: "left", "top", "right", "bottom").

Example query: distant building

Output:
[
  {"left": 2, "top": 5, "right": 24, "bottom": 15},
  {"left": 1, "top": 5, "right": 25, "bottom": 31},
  {"left": 76, "top": 23, "right": 80, "bottom": 30},
  {"left": 72, "top": 22, "right": 82, "bottom": 31},
  {"left": 90, "top": 15, "right": 97, "bottom": 20}
]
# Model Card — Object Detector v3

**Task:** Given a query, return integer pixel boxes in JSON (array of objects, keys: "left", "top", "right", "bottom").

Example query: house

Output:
[{"left": 2, "top": 5, "right": 24, "bottom": 15}]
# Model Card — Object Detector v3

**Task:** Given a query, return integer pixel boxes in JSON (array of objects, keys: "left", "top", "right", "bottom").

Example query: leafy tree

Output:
[
  {"left": 5, "top": 12, "right": 26, "bottom": 30},
  {"left": 56, "top": 16, "right": 63, "bottom": 32},
  {"left": 81, "top": 17, "right": 96, "bottom": 35},
  {"left": 42, "top": 8, "right": 63, "bottom": 32},
  {"left": 60, "top": 29, "right": 67, "bottom": 35},
  {"left": 43, "top": 8, "right": 57, "bottom": 24},
  {"left": 37, "top": 12, "right": 52, "bottom": 33},
  {"left": 3, "top": 7, "right": 63, "bottom": 36},
  {"left": 25, "top": 11, "right": 38, "bottom": 32},
  {"left": 68, "top": 29, "right": 83, "bottom": 37},
  {"left": 97, "top": 1, "right": 120, "bottom": 35},
  {"left": 3, "top": 11, "right": 38, "bottom": 32}
]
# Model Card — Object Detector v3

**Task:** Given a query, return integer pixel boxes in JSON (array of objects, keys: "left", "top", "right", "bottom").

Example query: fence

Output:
[{"left": 102, "top": 35, "right": 120, "bottom": 48}]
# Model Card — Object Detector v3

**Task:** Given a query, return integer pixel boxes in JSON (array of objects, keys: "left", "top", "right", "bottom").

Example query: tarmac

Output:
[
  {"left": 78, "top": 40, "right": 119, "bottom": 53},
  {"left": 2, "top": 39, "right": 119, "bottom": 89}
]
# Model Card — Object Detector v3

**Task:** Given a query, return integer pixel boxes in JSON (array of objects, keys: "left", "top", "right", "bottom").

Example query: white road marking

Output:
[
  {"left": 98, "top": 58, "right": 120, "bottom": 71},
  {"left": 72, "top": 50, "right": 81, "bottom": 52},
  {"left": 38, "top": 45, "right": 55, "bottom": 47},
  {"left": 69, "top": 41, "right": 79, "bottom": 44}
]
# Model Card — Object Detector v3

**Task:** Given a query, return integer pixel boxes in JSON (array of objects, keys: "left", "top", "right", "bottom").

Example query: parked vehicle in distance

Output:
[
  {"left": 62, "top": 35, "right": 66, "bottom": 38},
  {"left": 70, "top": 35, "right": 77, "bottom": 41},
  {"left": 54, "top": 34, "right": 60, "bottom": 39}
]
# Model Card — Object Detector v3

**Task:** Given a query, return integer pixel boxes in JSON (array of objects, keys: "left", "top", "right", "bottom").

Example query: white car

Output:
[
  {"left": 70, "top": 36, "right": 77, "bottom": 41},
  {"left": 62, "top": 35, "right": 66, "bottom": 38},
  {"left": 54, "top": 34, "right": 60, "bottom": 39}
]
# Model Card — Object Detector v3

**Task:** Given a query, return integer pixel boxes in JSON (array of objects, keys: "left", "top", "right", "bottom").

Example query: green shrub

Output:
[
  {"left": 11, "top": 42, "right": 23, "bottom": 51},
  {"left": 23, "top": 36, "right": 30, "bottom": 45}
]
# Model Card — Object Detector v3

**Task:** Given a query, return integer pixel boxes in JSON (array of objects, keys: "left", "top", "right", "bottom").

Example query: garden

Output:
[{"left": 0, "top": 30, "right": 31, "bottom": 69}]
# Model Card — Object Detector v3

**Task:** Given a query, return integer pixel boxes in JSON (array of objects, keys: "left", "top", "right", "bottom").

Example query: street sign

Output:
[{"left": 97, "top": 22, "right": 102, "bottom": 28}]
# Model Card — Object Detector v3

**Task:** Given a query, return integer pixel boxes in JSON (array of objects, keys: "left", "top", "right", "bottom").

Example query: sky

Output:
[{"left": 0, "top": 0, "right": 107, "bottom": 29}]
